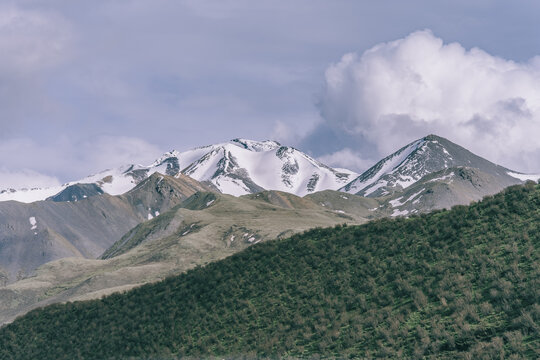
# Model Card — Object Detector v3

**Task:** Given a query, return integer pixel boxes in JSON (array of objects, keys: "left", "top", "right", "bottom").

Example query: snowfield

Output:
[
  {"left": 0, "top": 139, "right": 358, "bottom": 203},
  {"left": 507, "top": 171, "right": 540, "bottom": 182}
]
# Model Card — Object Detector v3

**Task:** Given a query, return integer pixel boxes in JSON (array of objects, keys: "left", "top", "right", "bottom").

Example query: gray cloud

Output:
[
  {"left": 0, "top": 4, "right": 72, "bottom": 73},
  {"left": 1, "top": 1, "right": 540, "bottom": 184},
  {"left": 0, "top": 4, "right": 73, "bottom": 136},
  {"left": 317, "top": 148, "right": 374, "bottom": 173}
]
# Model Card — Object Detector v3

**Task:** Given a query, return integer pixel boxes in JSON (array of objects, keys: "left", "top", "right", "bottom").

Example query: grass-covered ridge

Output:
[{"left": 1, "top": 183, "right": 539, "bottom": 359}]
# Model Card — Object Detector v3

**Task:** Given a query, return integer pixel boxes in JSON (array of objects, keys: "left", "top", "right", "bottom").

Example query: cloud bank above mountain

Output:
[
  {"left": 0, "top": 5, "right": 72, "bottom": 73},
  {"left": 0, "top": 136, "right": 163, "bottom": 190},
  {"left": 1, "top": 2, "right": 540, "bottom": 187},
  {"left": 316, "top": 30, "right": 540, "bottom": 173},
  {"left": 0, "top": 168, "right": 61, "bottom": 190}
]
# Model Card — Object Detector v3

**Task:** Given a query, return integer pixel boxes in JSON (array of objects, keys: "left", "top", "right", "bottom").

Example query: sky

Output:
[{"left": 1, "top": 0, "right": 540, "bottom": 189}]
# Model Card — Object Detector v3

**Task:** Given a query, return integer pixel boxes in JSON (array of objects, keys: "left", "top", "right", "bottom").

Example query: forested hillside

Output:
[{"left": 1, "top": 183, "right": 539, "bottom": 359}]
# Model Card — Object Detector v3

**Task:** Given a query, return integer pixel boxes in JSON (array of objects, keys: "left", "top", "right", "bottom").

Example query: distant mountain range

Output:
[
  {"left": 341, "top": 134, "right": 539, "bottom": 217},
  {"left": 1, "top": 134, "right": 539, "bottom": 282},
  {"left": 1, "top": 135, "right": 538, "bottom": 204},
  {"left": 1, "top": 134, "right": 539, "bottom": 325},
  {"left": 0, "top": 139, "right": 357, "bottom": 202}
]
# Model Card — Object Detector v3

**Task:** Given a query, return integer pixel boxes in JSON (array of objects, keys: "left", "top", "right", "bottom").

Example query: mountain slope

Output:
[
  {"left": 3, "top": 134, "right": 537, "bottom": 204},
  {"left": 305, "top": 189, "right": 383, "bottom": 221},
  {"left": 0, "top": 189, "right": 361, "bottom": 325},
  {"left": 0, "top": 139, "right": 357, "bottom": 203},
  {"left": 341, "top": 134, "right": 530, "bottom": 197},
  {"left": 378, "top": 166, "right": 530, "bottom": 217},
  {"left": 0, "top": 173, "right": 212, "bottom": 283},
  {"left": 1, "top": 182, "right": 538, "bottom": 359},
  {"left": 46, "top": 184, "right": 103, "bottom": 202},
  {"left": 175, "top": 139, "right": 357, "bottom": 196}
]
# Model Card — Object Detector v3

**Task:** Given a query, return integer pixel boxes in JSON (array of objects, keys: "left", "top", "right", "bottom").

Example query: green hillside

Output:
[{"left": 1, "top": 183, "right": 539, "bottom": 359}]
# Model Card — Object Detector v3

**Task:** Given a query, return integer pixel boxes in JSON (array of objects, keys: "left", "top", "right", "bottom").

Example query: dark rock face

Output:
[
  {"left": 378, "top": 166, "right": 524, "bottom": 217},
  {"left": 307, "top": 173, "right": 320, "bottom": 192},
  {"left": 0, "top": 196, "right": 141, "bottom": 283},
  {"left": 128, "top": 169, "right": 150, "bottom": 183},
  {"left": 47, "top": 184, "right": 104, "bottom": 202},
  {"left": 276, "top": 146, "right": 292, "bottom": 160},
  {"left": 162, "top": 157, "right": 180, "bottom": 177}
]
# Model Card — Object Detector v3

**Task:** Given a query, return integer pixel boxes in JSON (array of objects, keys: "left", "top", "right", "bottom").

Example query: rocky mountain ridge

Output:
[
  {"left": 0, "top": 173, "right": 213, "bottom": 284},
  {"left": 2, "top": 135, "right": 539, "bottom": 205},
  {"left": 0, "top": 139, "right": 357, "bottom": 202},
  {"left": 340, "top": 134, "right": 534, "bottom": 197}
]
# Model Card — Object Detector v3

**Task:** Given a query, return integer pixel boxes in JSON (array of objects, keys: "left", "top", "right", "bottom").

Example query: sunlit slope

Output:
[
  {"left": 0, "top": 173, "right": 212, "bottom": 283},
  {"left": 0, "top": 190, "right": 358, "bottom": 325},
  {"left": 377, "top": 167, "right": 525, "bottom": 217},
  {"left": 341, "top": 135, "right": 524, "bottom": 197}
]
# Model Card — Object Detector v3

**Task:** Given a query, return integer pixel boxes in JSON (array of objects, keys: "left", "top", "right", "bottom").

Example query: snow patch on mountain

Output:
[
  {"left": 507, "top": 171, "right": 540, "bottom": 182},
  {"left": 29, "top": 217, "right": 37, "bottom": 230},
  {"left": 341, "top": 138, "right": 424, "bottom": 195},
  {"left": 0, "top": 187, "right": 64, "bottom": 203},
  {"left": 428, "top": 172, "right": 455, "bottom": 183},
  {"left": 391, "top": 209, "right": 409, "bottom": 217},
  {"left": 79, "top": 166, "right": 141, "bottom": 196}
]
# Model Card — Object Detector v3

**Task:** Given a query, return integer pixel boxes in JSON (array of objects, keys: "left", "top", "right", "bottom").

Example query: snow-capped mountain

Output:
[
  {"left": 341, "top": 134, "right": 539, "bottom": 197},
  {"left": 3, "top": 135, "right": 538, "bottom": 204},
  {"left": 0, "top": 139, "right": 358, "bottom": 203},
  {"left": 0, "top": 165, "right": 151, "bottom": 203},
  {"left": 165, "top": 139, "right": 356, "bottom": 196},
  {"left": 379, "top": 166, "right": 527, "bottom": 218}
]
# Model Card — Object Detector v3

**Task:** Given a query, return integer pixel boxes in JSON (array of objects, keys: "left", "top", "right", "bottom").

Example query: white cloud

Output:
[
  {"left": 0, "top": 136, "right": 164, "bottom": 187},
  {"left": 79, "top": 136, "right": 164, "bottom": 172},
  {"left": 270, "top": 116, "right": 319, "bottom": 147},
  {"left": 319, "top": 30, "right": 540, "bottom": 173},
  {"left": 317, "top": 148, "right": 373, "bottom": 172},
  {"left": 270, "top": 120, "right": 292, "bottom": 142},
  {"left": 0, "top": 168, "right": 61, "bottom": 190}
]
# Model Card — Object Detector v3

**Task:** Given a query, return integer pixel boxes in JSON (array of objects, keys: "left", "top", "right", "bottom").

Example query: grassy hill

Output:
[
  {"left": 0, "top": 190, "right": 355, "bottom": 325},
  {"left": 1, "top": 182, "right": 539, "bottom": 359},
  {"left": 0, "top": 172, "right": 213, "bottom": 283}
]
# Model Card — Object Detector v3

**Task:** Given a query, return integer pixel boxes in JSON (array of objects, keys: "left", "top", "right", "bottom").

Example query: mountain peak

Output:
[
  {"left": 423, "top": 134, "right": 444, "bottom": 141},
  {"left": 341, "top": 134, "right": 517, "bottom": 197},
  {"left": 0, "top": 138, "right": 356, "bottom": 203},
  {"left": 151, "top": 150, "right": 180, "bottom": 167},
  {"left": 229, "top": 138, "right": 281, "bottom": 152}
]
